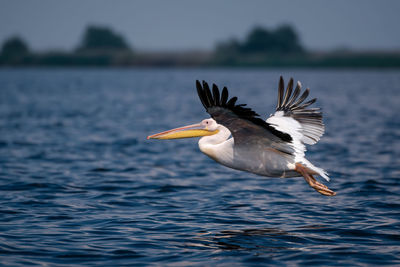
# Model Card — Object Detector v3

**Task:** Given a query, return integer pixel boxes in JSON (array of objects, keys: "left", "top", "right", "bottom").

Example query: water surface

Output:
[{"left": 0, "top": 68, "right": 399, "bottom": 266}]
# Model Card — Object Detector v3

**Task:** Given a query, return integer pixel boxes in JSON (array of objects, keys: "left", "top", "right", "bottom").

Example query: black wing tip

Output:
[
  {"left": 195, "top": 79, "right": 259, "bottom": 117},
  {"left": 196, "top": 80, "right": 231, "bottom": 109},
  {"left": 276, "top": 77, "right": 318, "bottom": 113}
]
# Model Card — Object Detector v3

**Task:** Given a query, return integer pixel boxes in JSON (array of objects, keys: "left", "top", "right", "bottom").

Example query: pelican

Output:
[{"left": 147, "top": 77, "right": 336, "bottom": 196}]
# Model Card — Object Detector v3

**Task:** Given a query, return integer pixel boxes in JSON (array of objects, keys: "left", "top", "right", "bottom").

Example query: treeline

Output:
[
  {"left": 0, "top": 26, "right": 134, "bottom": 66},
  {"left": 215, "top": 25, "right": 303, "bottom": 57},
  {"left": 211, "top": 25, "right": 400, "bottom": 67},
  {"left": 1, "top": 25, "right": 400, "bottom": 68}
]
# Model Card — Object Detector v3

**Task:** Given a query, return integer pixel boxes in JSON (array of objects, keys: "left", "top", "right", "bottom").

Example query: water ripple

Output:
[{"left": 0, "top": 69, "right": 400, "bottom": 266}]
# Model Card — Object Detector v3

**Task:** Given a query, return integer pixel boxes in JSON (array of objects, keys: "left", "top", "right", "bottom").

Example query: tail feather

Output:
[{"left": 301, "top": 159, "right": 330, "bottom": 182}]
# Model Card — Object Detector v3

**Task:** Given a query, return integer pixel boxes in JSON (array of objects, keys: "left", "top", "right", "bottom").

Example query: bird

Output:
[{"left": 147, "top": 77, "right": 336, "bottom": 196}]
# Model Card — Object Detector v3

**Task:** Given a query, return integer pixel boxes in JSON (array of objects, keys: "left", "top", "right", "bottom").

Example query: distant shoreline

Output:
[
  {"left": 2, "top": 25, "right": 399, "bottom": 68},
  {"left": 1, "top": 50, "right": 400, "bottom": 68}
]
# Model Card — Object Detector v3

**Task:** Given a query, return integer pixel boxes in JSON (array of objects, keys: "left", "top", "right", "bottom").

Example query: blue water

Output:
[{"left": 0, "top": 68, "right": 399, "bottom": 266}]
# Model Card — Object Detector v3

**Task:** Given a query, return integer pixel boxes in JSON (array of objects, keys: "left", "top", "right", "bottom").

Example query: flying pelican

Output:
[{"left": 147, "top": 77, "right": 336, "bottom": 196}]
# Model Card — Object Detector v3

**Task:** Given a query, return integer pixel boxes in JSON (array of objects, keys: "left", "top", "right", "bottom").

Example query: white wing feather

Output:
[{"left": 267, "top": 78, "right": 329, "bottom": 181}]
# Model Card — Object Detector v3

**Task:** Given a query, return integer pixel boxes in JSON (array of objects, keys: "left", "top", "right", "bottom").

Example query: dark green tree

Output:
[
  {"left": 241, "top": 27, "right": 274, "bottom": 54},
  {"left": 272, "top": 25, "right": 303, "bottom": 53},
  {"left": 239, "top": 25, "right": 304, "bottom": 54},
  {"left": 76, "top": 26, "right": 131, "bottom": 52},
  {"left": 1, "top": 36, "right": 30, "bottom": 62}
]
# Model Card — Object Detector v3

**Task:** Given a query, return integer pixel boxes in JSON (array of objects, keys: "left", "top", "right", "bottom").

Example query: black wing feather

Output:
[
  {"left": 226, "top": 96, "right": 238, "bottom": 107},
  {"left": 277, "top": 76, "right": 284, "bottom": 109},
  {"left": 212, "top": 84, "right": 220, "bottom": 106},
  {"left": 292, "top": 89, "right": 310, "bottom": 108},
  {"left": 282, "top": 78, "right": 293, "bottom": 107},
  {"left": 286, "top": 82, "right": 301, "bottom": 107},
  {"left": 196, "top": 80, "right": 208, "bottom": 109},
  {"left": 221, "top": 87, "right": 229, "bottom": 105},
  {"left": 203, "top": 81, "right": 213, "bottom": 107}
]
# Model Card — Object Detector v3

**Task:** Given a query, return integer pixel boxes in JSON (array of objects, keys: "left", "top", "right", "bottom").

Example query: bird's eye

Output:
[{"left": 206, "top": 121, "right": 209, "bottom": 124}]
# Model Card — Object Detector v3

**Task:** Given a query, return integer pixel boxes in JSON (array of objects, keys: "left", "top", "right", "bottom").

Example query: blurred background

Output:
[
  {"left": 1, "top": 0, "right": 400, "bottom": 67},
  {"left": 1, "top": 1, "right": 400, "bottom": 266}
]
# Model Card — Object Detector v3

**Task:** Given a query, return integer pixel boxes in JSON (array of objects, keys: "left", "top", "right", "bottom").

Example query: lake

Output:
[{"left": 0, "top": 68, "right": 399, "bottom": 266}]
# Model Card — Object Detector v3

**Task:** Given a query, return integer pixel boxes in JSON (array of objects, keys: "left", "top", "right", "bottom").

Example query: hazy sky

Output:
[{"left": 1, "top": 0, "right": 399, "bottom": 52}]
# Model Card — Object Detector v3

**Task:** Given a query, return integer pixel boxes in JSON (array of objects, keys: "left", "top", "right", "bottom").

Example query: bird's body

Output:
[
  {"left": 148, "top": 77, "right": 336, "bottom": 196},
  {"left": 199, "top": 130, "right": 296, "bottom": 178}
]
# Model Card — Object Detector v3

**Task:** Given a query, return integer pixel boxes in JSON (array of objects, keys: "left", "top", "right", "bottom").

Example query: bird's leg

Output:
[{"left": 295, "top": 163, "right": 336, "bottom": 196}]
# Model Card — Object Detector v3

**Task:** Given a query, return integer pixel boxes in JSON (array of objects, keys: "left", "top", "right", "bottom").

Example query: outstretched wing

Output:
[
  {"left": 196, "top": 80, "right": 294, "bottom": 155},
  {"left": 267, "top": 76, "right": 325, "bottom": 145}
]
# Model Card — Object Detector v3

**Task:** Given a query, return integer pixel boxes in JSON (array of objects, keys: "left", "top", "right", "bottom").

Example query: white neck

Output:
[{"left": 198, "top": 125, "right": 234, "bottom": 165}]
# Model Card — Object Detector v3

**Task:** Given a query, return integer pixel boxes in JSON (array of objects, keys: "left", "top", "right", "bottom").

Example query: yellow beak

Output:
[{"left": 147, "top": 123, "right": 219, "bottom": 140}]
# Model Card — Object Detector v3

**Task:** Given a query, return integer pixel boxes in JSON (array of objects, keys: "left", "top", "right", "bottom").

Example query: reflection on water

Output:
[
  {"left": 195, "top": 226, "right": 328, "bottom": 252},
  {"left": 0, "top": 69, "right": 400, "bottom": 266},
  {"left": 214, "top": 227, "right": 298, "bottom": 251}
]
